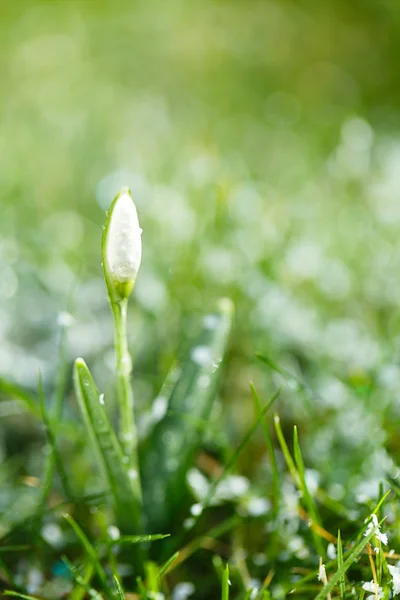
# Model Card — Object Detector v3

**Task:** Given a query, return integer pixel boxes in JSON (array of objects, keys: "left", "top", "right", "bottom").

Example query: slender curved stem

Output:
[{"left": 111, "top": 298, "right": 142, "bottom": 501}]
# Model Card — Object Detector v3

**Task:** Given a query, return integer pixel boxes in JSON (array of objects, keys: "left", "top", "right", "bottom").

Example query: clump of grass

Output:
[{"left": 1, "top": 189, "right": 400, "bottom": 600}]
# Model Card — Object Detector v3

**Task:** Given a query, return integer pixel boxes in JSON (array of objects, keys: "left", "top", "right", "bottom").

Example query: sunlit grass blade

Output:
[
  {"left": 136, "top": 577, "right": 147, "bottom": 599},
  {"left": 113, "top": 575, "right": 125, "bottom": 600},
  {"left": 169, "top": 390, "right": 280, "bottom": 556},
  {"left": 250, "top": 382, "right": 280, "bottom": 521},
  {"left": 293, "top": 426, "right": 324, "bottom": 557},
  {"left": 0, "top": 377, "right": 39, "bottom": 418},
  {"left": 140, "top": 298, "right": 234, "bottom": 530},
  {"left": 273, "top": 414, "right": 298, "bottom": 484},
  {"left": 69, "top": 563, "right": 95, "bottom": 600},
  {"left": 73, "top": 358, "right": 142, "bottom": 534},
  {"left": 314, "top": 520, "right": 380, "bottom": 600},
  {"left": 159, "top": 551, "right": 180, "bottom": 577},
  {"left": 114, "top": 533, "right": 170, "bottom": 546},
  {"left": 4, "top": 592, "right": 44, "bottom": 600},
  {"left": 199, "top": 389, "right": 280, "bottom": 515},
  {"left": 145, "top": 561, "right": 160, "bottom": 595},
  {"left": 221, "top": 564, "right": 230, "bottom": 600},
  {"left": 337, "top": 530, "right": 345, "bottom": 598},
  {"left": 63, "top": 513, "right": 112, "bottom": 597},
  {"left": 63, "top": 557, "right": 103, "bottom": 600}
]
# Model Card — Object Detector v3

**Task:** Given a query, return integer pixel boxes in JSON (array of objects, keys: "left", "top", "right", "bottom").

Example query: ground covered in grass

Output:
[{"left": 2, "top": 0, "right": 400, "bottom": 598}]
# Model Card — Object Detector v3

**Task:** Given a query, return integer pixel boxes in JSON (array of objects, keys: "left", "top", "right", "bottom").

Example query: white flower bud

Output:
[{"left": 103, "top": 189, "right": 142, "bottom": 300}]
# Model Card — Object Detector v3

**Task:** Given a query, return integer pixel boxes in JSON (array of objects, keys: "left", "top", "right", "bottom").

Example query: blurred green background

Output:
[{"left": 2, "top": 0, "right": 400, "bottom": 502}]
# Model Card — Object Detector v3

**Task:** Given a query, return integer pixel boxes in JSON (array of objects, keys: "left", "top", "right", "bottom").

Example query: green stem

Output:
[{"left": 111, "top": 298, "right": 142, "bottom": 501}]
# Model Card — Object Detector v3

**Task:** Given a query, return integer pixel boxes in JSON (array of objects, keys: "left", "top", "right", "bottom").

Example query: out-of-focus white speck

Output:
[
  {"left": 190, "top": 503, "right": 203, "bottom": 517},
  {"left": 190, "top": 345, "right": 214, "bottom": 368},
  {"left": 246, "top": 496, "right": 271, "bottom": 517},
  {"left": 41, "top": 523, "right": 64, "bottom": 548},
  {"left": 57, "top": 311, "right": 75, "bottom": 328},
  {"left": 26, "top": 568, "right": 44, "bottom": 594},
  {"left": 172, "top": 582, "right": 195, "bottom": 600},
  {"left": 327, "top": 543, "right": 336, "bottom": 560},
  {"left": 152, "top": 395, "right": 168, "bottom": 421},
  {"left": 107, "top": 525, "right": 120, "bottom": 540},
  {"left": 203, "top": 314, "right": 219, "bottom": 330}
]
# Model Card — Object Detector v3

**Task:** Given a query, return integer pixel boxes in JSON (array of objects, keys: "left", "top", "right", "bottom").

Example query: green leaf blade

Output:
[{"left": 73, "top": 358, "right": 141, "bottom": 534}]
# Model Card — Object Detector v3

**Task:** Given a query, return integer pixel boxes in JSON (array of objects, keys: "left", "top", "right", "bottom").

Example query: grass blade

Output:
[
  {"left": 115, "top": 533, "right": 170, "bottom": 545},
  {"left": 250, "top": 382, "right": 280, "bottom": 521},
  {"left": 4, "top": 593, "right": 44, "bottom": 600},
  {"left": 63, "top": 514, "right": 112, "bottom": 598},
  {"left": 113, "top": 575, "right": 125, "bottom": 600},
  {"left": 314, "top": 519, "right": 380, "bottom": 600},
  {"left": 293, "top": 426, "right": 324, "bottom": 557},
  {"left": 273, "top": 414, "right": 298, "bottom": 484},
  {"left": 0, "top": 378, "right": 39, "bottom": 418},
  {"left": 159, "top": 551, "right": 180, "bottom": 577},
  {"left": 73, "top": 358, "right": 142, "bottom": 534},
  {"left": 337, "top": 530, "right": 345, "bottom": 598},
  {"left": 221, "top": 564, "right": 230, "bottom": 600},
  {"left": 199, "top": 389, "right": 280, "bottom": 514},
  {"left": 63, "top": 557, "right": 103, "bottom": 600},
  {"left": 170, "top": 390, "right": 280, "bottom": 554},
  {"left": 140, "top": 298, "right": 234, "bottom": 531}
]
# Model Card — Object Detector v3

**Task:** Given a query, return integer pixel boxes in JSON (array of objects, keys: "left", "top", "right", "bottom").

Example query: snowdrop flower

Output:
[
  {"left": 364, "top": 513, "right": 388, "bottom": 545},
  {"left": 103, "top": 188, "right": 142, "bottom": 301},
  {"left": 388, "top": 564, "right": 400, "bottom": 595},
  {"left": 362, "top": 581, "right": 383, "bottom": 600}
]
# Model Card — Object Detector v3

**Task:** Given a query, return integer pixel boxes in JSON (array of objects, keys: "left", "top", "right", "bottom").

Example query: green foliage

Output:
[
  {"left": 2, "top": 2, "right": 400, "bottom": 598},
  {"left": 140, "top": 298, "right": 234, "bottom": 531},
  {"left": 73, "top": 359, "right": 142, "bottom": 533}
]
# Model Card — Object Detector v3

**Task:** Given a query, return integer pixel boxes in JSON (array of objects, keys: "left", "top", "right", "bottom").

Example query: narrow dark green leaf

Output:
[
  {"left": 0, "top": 545, "right": 30, "bottom": 552},
  {"left": 73, "top": 358, "right": 141, "bottom": 534},
  {"left": 140, "top": 298, "right": 234, "bottom": 530},
  {"left": 0, "top": 556, "right": 18, "bottom": 588},
  {"left": 0, "top": 378, "right": 39, "bottom": 417},
  {"left": 39, "top": 373, "right": 74, "bottom": 516}
]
